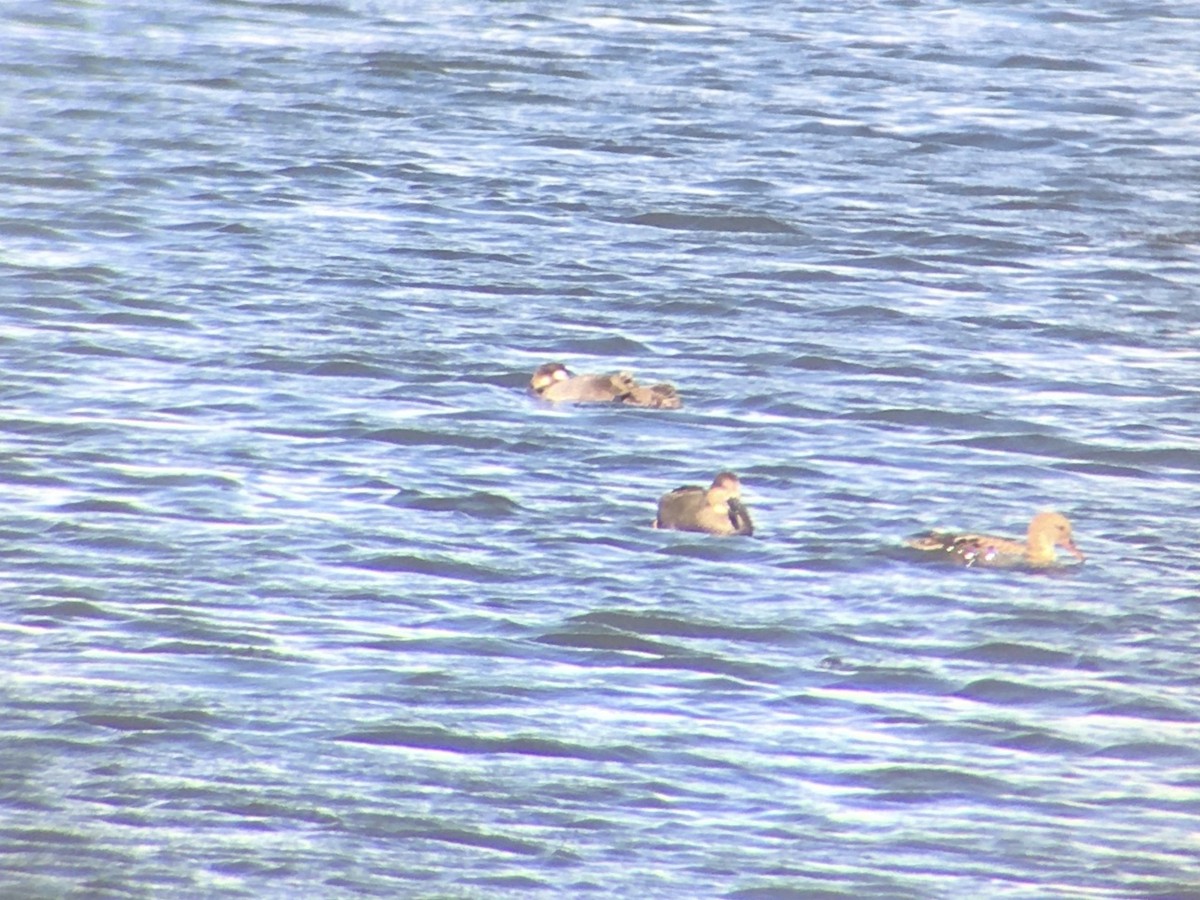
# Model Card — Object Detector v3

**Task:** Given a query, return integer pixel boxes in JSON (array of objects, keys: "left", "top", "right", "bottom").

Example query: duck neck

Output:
[{"left": 1025, "top": 533, "right": 1056, "bottom": 565}]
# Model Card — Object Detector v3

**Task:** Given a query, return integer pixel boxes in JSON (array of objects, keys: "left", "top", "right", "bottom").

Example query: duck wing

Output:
[
  {"left": 654, "top": 485, "right": 705, "bottom": 530},
  {"left": 907, "top": 530, "right": 1024, "bottom": 567}
]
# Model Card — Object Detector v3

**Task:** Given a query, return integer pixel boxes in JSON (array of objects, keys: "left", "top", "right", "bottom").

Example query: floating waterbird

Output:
[
  {"left": 529, "top": 363, "right": 681, "bottom": 409},
  {"left": 653, "top": 471, "right": 754, "bottom": 536},
  {"left": 906, "top": 511, "right": 1084, "bottom": 568}
]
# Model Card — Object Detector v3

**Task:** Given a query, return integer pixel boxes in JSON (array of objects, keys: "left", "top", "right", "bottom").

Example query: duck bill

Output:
[{"left": 1065, "top": 541, "right": 1085, "bottom": 562}]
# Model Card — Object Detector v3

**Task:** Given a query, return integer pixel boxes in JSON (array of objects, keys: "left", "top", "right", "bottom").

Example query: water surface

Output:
[{"left": 2, "top": 1, "right": 1199, "bottom": 896}]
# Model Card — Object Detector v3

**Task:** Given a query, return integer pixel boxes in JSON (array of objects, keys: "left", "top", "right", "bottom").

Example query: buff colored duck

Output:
[
  {"left": 653, "top": 471, "right": 753, "bottom": 536},
  {"left": 907, "top": 511, "right": 1084, "bottom": 568},
  {"left": 529, "top": 363, "right": 681, "bottom": 409}
]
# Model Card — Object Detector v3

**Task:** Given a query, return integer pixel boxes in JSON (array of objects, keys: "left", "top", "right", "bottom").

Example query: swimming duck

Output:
[
  {"left": 529, "top": 363, "right": 681, "bottom": 409},
  {"left": 906, "top": 511, "right": 1084, "bottom": 568},
  {"left": 653, "top": 471, "right": 753, "bottom": 536}
]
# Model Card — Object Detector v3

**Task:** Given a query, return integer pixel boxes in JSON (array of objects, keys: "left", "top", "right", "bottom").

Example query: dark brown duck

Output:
[{"left": 653, "top": 471, "right": 753, "bottom": 536}]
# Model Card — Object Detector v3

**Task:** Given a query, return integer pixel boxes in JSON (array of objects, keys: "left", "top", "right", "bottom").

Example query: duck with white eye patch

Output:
[{"left": 529, "top": 362, "right": 681, "bottom": 409}]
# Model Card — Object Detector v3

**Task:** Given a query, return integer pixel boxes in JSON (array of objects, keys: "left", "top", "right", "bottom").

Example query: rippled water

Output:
[{"left": 3, "top": 1, "right": 1200, "bottom": 896}]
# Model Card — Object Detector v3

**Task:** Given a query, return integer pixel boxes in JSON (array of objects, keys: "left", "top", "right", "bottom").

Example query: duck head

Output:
[
  {"left": 1028, "top": 511, "right": 1084, "bottom": 564},
  {"left": 706, "top": 471, "right": 742, "bottom": 507},
  {"left": 530, "top": 362, "right": 572, "bottom": 395}
]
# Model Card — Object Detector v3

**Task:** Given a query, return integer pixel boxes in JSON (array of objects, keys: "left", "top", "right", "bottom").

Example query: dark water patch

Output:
[
  {"left": 1074, "top": 266, "right": 1178, "bottom": 286},
  {"left": 624, "top": 212, "right": 796, "bottom": 234},
  {"left": 25, "top": 600, "right": 118, "bottom": 621},
  {"left": 654, "top": 542, "right": 759, "bottom": 562},
  {"left": 90, "top": 312, "right": 196, "bottom": 331},
  {"left": 732, "top": 267, "right": 855, "bottom": 285},
  {"left": 136, "top": 641, "right": 296, "bottom": 663},
  {"left": 840, "top": 407, "right": 1025, "bottom": 433},
  {"left": 361, "top": 427, "right": 505, "bottom": 451},
  {"left": 305, "top": 359, "right": 394, "bottom": 378},
  {"left": 1094, "top": 699, "right": 1199, "bottom": 723},
  {"left": 699, "top": 177, "right": 776, "bottom": 192},
  {"left": 353, "top": 816, "right": 547, "bottom": 858},
  {"left": 164, "top": 218, "right": 254, "bottom": 234},
  {"left": 540, "top": 334, "right": 651, "bottom": 355},
  {"left": 277, "top": 161, "right": 373, "bottom": 181},
  {"left": 786, "top": 354, "right": 869, "bottom": 374},
  {"left": 916, "top": 130, "right": 1057, "bottom": 152},
  {"left": 994, "top": 730, "right": 1091, "bottom": 756},
  {"left": 350, "top": 553, "right": 516, "bottom": 583},
  {"left": 856, "top": 765, "right": 1009, "bottom": 798},
  {"left": 106, "top": 470, "right": 241, "bottom": 490},
  {"left": 954, "top": 678, "right": 1082, "bottom": 707},
  {"left": 953, "top": 315, "right": 1157, "bottom": 349},
  {"left": 462, "top": 874, "right": 551, "bottom": 890},
  {"left": 0, "top": 420, "right": 113, "bottom": 444},
  {"left": 57, "top": 339, "right": 129, "bottom": 358},
  {"left": 0, "top": 466, "right": 72, "bottom": 488},
  {"left": 1, "top": 174, "right": 94, "bottom": 193},
  {"left": 573, "top": 610, "right": 785, "bottom": 643},
  {"left": 452, "top": 86, "right": 574, "bottom": 107},
  {"left": 818, "top": 304, "right": 917, "bottom": 323},
  {"left": 1093, "top": 742, "right": 1200, "bottom": 763},
  {"left": 241, "top": 354, "right": 329, "bottom": 375},
  {"left": 195, "top": 799, "right": 341, "bottom": 829},
  {"left": 410, "top": 246, "right": 525, "bottom": 264},
  {"left": 941, "top": 434, "right": 1200, "bottom": 472},
  {"left": 954, "top": 641, "right": 1075, "bottom": 667},
  {"left": 388, "top": 489, "right": 521, "bottom": 520},
  {"left": 0, "top": 219, "right": 68, "bottom": 240},
  {"left": 740, "top": 397, "right": 833, "bottom": 423},
  {"left": 157, "top": 401, "right": 260, "bottom": 419},
  {"left": 0, "top": 296, "right": 88, "bottom": 321},
  {"left": 826, "top": 667, "right": 954, "bottom": 696},
  {"left": 997, "top": 54, "right": 1109, "bottom": 72},
  {"left": 1056, "top": 461, "right": 1157, "bottom": 479},
  {"left": 564, "top": 138, "right": 672, "bottom": 158},
  {"left": 357, "top": 636, "right": 520, "bottom": 660},
  {"left": 57, "top": 499, "right": 146, "bottom": 516},
  {"left": 726, "top": 886, "right": 859, "bottom": 900},
  {"left": 73, "top": 714, "right": 196, "bottom": 733},
  {"left": 385, "top": 280, "right": 540, "bottom": 304},
  {"left": 535, "top": 628, "right": 679, "bottom": 657},
  {"left": 839, "top": 253, "right": 945, "bottom": 273},
  {"left": 636, "top": 651, "right": 780, "bottom": 684},
  {"left": 0, "top": 827, "right": 92, "bottom": 846},
  {"left": 123, "top": 614, "right": 277, "bottom": 646},
  {"left": 336, "top": 725, "right": 646, "bottom": 763},
  {"left": 56, "top": 529, "right": 176, "bottom": 556}
]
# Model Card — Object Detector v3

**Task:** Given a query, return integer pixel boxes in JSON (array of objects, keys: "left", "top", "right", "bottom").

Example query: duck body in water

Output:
[
  {"left": 654, "top": 471, "right": 753, "bottom": 536},
  {"left": 529, "top": 363, "right": 681, "bottom": 409},
  {"left": 906, "top": 511, "right": 1084, "bottom": 568}
]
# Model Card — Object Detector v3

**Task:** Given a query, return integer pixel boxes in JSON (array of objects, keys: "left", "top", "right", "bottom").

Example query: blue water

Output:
[{"left": 2, "top": 1, "right": 1199, "bottom": 896}]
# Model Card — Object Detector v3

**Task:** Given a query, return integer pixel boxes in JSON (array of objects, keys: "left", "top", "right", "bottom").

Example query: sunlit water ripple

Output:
[{"left": 2, "top": 1, "right": 1199, "bottom": 897}]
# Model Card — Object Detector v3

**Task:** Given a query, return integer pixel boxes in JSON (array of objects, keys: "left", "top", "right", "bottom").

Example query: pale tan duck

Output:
[
  {"left": 529, "top": 362, "right": 681, "bottom": 409},
  {"left": 653, "top": 471, "right": 753, "bottom": 536},
  {"left": 907, "top": 511, "right": 1084, "bottom": 568}
]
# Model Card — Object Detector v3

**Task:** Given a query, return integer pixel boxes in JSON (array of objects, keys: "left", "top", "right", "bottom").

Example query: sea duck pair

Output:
[{"left": 649, "top": 472, "right": 1082, "bottom": 570}]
